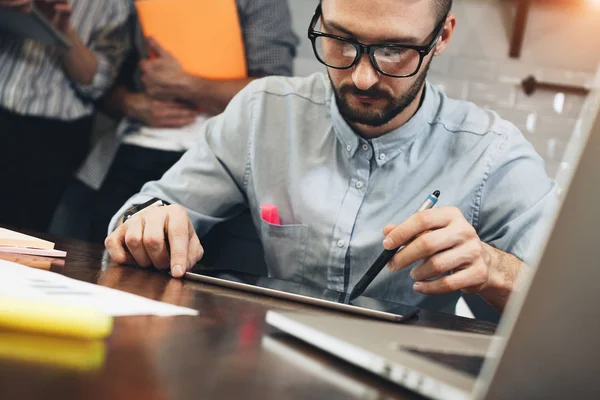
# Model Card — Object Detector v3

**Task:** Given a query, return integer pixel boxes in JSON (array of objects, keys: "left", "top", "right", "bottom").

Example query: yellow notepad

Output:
[
  {"left": 0, "top": 298, "right": 113, "bottom": 340},
  {"left": 135, "top": 0, "right": 247, "bottom": 79},
  {"left": 0, "top": 332, "right": 106, "bottom": 371}
]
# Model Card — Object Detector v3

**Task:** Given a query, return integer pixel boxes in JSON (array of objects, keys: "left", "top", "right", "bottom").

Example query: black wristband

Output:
[{"left": 122, "top": 198, "right": 171, "bottom": 222}]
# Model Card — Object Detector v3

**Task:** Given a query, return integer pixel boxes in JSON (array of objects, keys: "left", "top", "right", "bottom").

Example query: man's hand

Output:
[
  {"left": 139, "top": 36, "right": 255, "bottom": 114},
  {"left": 140, "top": 37, "right": 193, "bottom": 102},
  {"left": 34, "top": 0, "right": 72, "bottom": 33},
  {"left": 124, "top": 92, "right": 198, "bottom": 128},
  {"left": 382, "top": 207, "right": 518, "bottom": 309},
  {"left": 0, "top": 0, "right": 32, "bottom": 12},
  {"left": 104, "top": 204, "right": 204, "bottom": 278}
]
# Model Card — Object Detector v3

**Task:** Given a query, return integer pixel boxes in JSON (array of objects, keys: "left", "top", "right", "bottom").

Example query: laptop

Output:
[{"left": 266, "top": 69, "right": 600, "bottom": 400}]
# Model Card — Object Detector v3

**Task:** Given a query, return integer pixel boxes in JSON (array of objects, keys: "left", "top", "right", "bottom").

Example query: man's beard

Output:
[{"left": 331, "top": 58, "right": 432, "bottom": 127}]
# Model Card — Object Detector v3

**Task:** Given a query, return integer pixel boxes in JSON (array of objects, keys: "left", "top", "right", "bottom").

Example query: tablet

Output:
[
  {"left": 185, "top": 268, "right": 420, "bottom": 322},
  {"left": 0, "top": 6, "right": 71, "bottom": 49}
]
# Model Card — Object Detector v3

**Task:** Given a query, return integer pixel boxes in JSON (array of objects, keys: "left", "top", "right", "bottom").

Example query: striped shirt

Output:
[
  {"left": 76, "top": 0, "right": 299, "bottom": 189},
  {"left": 0, "top": 0, "right": 131, "bottom": 121}
]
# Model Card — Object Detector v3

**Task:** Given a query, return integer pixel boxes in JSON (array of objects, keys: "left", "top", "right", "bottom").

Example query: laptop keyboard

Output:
[{"left": 406, "top": 349, "right": 487, "bottom": 377}]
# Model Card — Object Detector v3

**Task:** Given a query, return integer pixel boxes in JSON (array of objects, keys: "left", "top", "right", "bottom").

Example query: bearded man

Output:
[{"left": 105, "top": 0, "right": 555, "bottom": 314}]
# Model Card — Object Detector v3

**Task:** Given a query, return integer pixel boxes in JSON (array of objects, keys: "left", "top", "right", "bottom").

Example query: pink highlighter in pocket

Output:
[{"left": 261, "top": 204, "right": 281, "bottom": 225}]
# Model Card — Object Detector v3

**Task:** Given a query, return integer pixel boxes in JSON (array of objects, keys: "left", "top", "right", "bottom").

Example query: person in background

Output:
[
  {"left": 0, "top": 0, "right": 131, "bottom": 232},
  {"left": 105, "top": 0, "right": 556, "bottom": 314},
  {"left": 52, "top": 0, "right": 298, "bottom": 242}
]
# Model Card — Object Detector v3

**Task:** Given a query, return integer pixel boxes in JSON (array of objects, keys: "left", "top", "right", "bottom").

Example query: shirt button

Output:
[
  {"left": 337, "top": 239, "right": 345, "bottom": 248},
  {"left": 346, "top": 145, "right": 352, "bottom": 152},
  {"left": 356, "top": 181, "right": 363, "bottom": 189},
  {"left": 379, "top": 153, "right": 386, "bottom": 160},
  {"left": 362, "top": 144, "right": 369, "bottom": 151}
]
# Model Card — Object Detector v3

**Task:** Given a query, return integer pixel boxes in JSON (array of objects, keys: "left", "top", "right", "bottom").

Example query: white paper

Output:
[{"left": 0, "top": 260, "right": 198, "bottom": 317}]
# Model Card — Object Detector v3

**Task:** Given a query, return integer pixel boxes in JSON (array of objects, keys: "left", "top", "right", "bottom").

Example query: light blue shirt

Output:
[{"left": 110, "top": 73, "right": 555, "bottom": 312}]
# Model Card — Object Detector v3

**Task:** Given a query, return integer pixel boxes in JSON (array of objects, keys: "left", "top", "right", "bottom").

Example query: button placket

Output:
[{"left": 327, "top": 150, "right": 372, "bottom": 291}]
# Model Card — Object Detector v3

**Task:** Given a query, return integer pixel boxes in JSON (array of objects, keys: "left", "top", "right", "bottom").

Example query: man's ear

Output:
[{"left": 434, "top": 14, "right": 456, "bottom": 57}]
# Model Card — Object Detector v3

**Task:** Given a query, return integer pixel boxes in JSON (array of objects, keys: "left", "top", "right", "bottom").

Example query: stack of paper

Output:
[
  {"left": 0, "top": 228, "right": 66, "bottom": 258},
  {"left": 0, "top": 260, "right": 199, "bottom": 317}
]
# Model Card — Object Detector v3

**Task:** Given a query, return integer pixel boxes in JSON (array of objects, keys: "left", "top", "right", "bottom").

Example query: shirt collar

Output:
[{"left": 330, "top": 82, "right": 436, "bottom": 167}]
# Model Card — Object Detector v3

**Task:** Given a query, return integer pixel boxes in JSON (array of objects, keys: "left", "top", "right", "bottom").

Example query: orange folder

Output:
[{"left": 135, "top": 0, "right": 247, "bottom": 79}]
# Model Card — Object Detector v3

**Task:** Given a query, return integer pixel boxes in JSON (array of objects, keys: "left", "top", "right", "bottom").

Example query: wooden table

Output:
[{"left": 0, "top": 234, "right": 496, "bottom": 400}]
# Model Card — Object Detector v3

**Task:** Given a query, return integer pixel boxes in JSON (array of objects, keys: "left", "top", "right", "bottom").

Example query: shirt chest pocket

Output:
[{"left": 259, "top": 220, "right": 308, "bottom": 283}]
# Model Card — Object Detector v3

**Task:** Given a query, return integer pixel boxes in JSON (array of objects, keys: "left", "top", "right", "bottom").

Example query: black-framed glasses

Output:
[{"left": 307, "top": 4, "right": 446, "bottom": 78}]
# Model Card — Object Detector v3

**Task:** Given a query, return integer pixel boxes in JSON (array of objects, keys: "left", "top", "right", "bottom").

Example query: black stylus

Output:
[{"left": 348, "top": 190, "right": 441, "bottom": 301}]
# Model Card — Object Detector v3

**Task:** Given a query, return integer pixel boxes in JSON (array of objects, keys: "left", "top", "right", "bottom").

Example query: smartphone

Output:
[{"left": 185, "top": 268, "right": 419, "bottom": 322}]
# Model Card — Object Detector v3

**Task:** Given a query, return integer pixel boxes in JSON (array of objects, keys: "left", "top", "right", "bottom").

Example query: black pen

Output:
[{"left": 348, "top": 190, "right": 441, "bottom": 301}]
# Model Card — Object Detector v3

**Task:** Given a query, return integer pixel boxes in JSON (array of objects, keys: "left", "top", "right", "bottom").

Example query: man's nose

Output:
[{"left": 352, "top": 55, "right": 379, "bottom": 91}]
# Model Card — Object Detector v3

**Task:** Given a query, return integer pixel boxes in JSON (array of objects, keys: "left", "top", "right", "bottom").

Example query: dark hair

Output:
[
  {"left": 433, "top": 0, "right": 453, "bottom": 21},
  {"left": 319, "top": 1, "right": 453, "bottom": 22}
]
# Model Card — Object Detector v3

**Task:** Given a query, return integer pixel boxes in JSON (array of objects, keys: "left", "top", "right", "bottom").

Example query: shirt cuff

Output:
[{"left": 74, "top": 54, "right": 113, "bottom": 100}]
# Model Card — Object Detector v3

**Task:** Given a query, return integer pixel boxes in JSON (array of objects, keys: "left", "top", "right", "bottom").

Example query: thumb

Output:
[{"left": 146, "top": 36, "right": 171, "bottom": 59}]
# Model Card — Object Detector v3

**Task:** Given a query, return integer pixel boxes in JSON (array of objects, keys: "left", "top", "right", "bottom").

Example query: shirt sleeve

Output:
[
  {"left": 108, "top": 79, "right": 261, "bottom": 235},
  {"left": 238, "top": 0, "right": 299, "bottom": 77},
  {"left": 476, "top": 127, "right": 558, "bottom": 266},
  {"left": 73, "top": 1, "right": 133, "bottom": 100}
]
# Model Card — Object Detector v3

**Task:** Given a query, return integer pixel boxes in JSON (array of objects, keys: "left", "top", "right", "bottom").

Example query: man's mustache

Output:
[{"left": 339, "top": 84, "right": 392, "bottom": 100}]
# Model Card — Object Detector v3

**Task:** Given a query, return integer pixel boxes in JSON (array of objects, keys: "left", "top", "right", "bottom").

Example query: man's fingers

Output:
[
  {"left": 157, "top": 118, "right": 196, "bottom": 128},
  {"left": 383, "top": 207, "right": 463, "bottom": 250},
  {"left": 141, "top": 212, "right": 170, "bottom": 270},
  {"left": 146, "top": 36, "right": 171, "bottom": 58},
  {"left": 105, "top": 225, "right": 136, "bottom": 265},
  {"left": 165, "top": 206, "right": 192, "bottom": 278},
  {"left": 123, "top": 217, "right": 153, "bottom": 267},
  {"left": 0, "top": 0, "right": 31, "bottom": 13},
  {"left": 0, "top": 0, "right": 31, "bottom": 7},
  {"left": 152, "top": 106, "right": 197, "bottom": 128},
  {"left": 51, "top": 1, "right": 71, "bottom": 11},
  {"left": 139, "top": 59, "right": 151, "bottom": 73},
  {"left": 107, "top": 204, "right": 199, "bottom": 279},
  {"left": 413, "top": 264, "right": 489, "bottom": 295},
  {"left": 382, "top": 224, "right": 396, "bottom": 236},
  {"left": 410, "top": 242, "right": 483, "bottom": 281},
  {"left": 389, "top": 226, "right": 463, "bottom": 272},
  {"left": 53, "top": 3, "right": 72, "bottom": 16},
  {"left": 150, "top": 98, "right": 191, "bottom": 109},
  {"left": 186, "top": 232, "right": 204, "bottom": 272},
  {"left": 154, "top": 105, "right": 197, "bottom": 119},
  {"left": 154, "top": 116, "right": 197, "bottom": 129}
]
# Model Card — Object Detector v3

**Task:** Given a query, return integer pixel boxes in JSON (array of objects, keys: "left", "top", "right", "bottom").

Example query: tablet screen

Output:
[
  {"left": 185, "top": 268, "right": 419, "bottom": 322},
  {"left": 0, "top": 8, "right": 71, "bottom": 48}
]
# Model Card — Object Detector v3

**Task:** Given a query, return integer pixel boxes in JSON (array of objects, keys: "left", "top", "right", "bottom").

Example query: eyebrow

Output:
[{"left": 322, "top": 19, "right": 422, "bottom": 45}]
